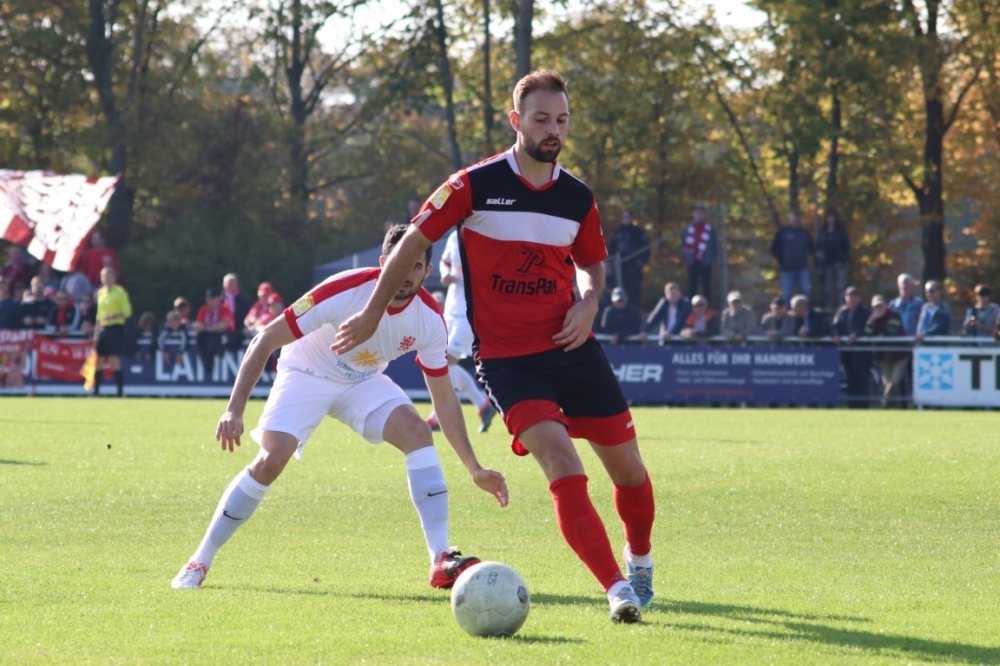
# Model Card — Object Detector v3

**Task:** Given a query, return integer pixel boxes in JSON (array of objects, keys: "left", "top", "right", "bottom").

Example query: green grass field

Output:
[{"left": 1, "top": 398, "right": 998, "bottom": 665}]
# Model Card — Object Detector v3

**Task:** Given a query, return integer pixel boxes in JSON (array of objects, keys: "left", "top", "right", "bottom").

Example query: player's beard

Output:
[
  {"left": 523, "top": 135, "right": 562, "bottom": 163},
  {"left": 392, "top": 276, "right": 424, "bottom": 304}
]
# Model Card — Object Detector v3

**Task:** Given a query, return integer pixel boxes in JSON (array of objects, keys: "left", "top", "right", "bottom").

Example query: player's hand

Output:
[
  {"left": 473, "top": 468, "right": 509, "bottom": 507},
  {"left": 331, "top": 309, "right": 380, "bottom": 354},
  {"left": 552, "top": 299, "right": 597, "bottom": 351},
  {"left": 216, "top": 411, "right": 245, "bottom": 452}
]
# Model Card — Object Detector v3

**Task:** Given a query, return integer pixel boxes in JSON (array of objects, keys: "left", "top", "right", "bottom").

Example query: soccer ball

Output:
[{"left": 450, "top": 561, "right": 530, "bottom": 637}]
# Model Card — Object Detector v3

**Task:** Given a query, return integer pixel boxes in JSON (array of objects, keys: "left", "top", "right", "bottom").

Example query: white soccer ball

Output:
[{"left": 450, "top": 561, "right": 530, "bottom": 637}]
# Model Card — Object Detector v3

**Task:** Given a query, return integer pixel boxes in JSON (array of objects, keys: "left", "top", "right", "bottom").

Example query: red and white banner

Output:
[
  {"left": 0, "top": 329, "right": 33, "bottom": 387},
  {"left": 34, "top": 335, "right": 93, "bottom": 383},
  {"left": 0, "top": 170, "right": 119, "bottom": 271}
]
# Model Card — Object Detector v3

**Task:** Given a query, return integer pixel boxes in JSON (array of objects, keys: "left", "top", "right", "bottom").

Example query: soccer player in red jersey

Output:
[{"left": 333, "top": 71, "right": 655, "bottom": 624}]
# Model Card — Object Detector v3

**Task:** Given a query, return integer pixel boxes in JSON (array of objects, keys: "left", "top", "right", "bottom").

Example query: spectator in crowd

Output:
[
  {"left": 815, "top": 208, "right": 850, "bottom": 311},
  {"left": 242, "top": 281, "right": 274, "bottom": 336},
  {"left": 77, "top": 291, "right": 97, "bottom": 336},
  {"left": 36, "top": 262, "right": 61, "bottom": 292},
  {"left": 158, "top": 309, "right": 190, "bottom": 366},
  {"left": 78, "top": 230, "right": 119, "bottom": 288},
  {"left": 770, "top": 210, "right": 815, "bottom": 304},
  {"left": 1, "top": 244, "right": 35, "bottom": 288},
  {"left": 0, "top": 279, "right": 21, "bottom": 329},
  {"left": 93, "top": 266, "right": 132, "bottom": 397},
  {"left": 680, "top": 203, "right": 718, "bottom": 303},
  {"left": 222, "top": 273, "right": 251, "bottom": 348},
  {"left": 963, "top": 284, "right": 1000, "bottom": 337},
  {"left": 790, "top": 294, "right": 830, "bottom": 338},
  {"left": 131, "top": 311, "right": 159, "bottom": 362},
  {"left": 760, "top": 297, "right": 796, "bottom": 340},
  {"left": 720, "top": 290, "right": 757, "bottom": 341},
  {"left": 832, "top": 286, "right": 872, "bottom": 408},
  {"left": 598, "top": 286, "right": 642, "bottom": 345},
  {"left": 250, "top": 292, "right": 284, "bottom": 335},
  {"left": 173, "top": 296, "right": 192, "bottom": 326},
  {"left": 60, "top": 269, "right": 94, "bottom": 305},
  {"left": 642, "top": 282, "right": 691, "bottom": 342},
  {"left": 915, "top": 280, "right": 951, "bottom": 340},
  {"left": 191, "top": 286, "right": 235, "bottom": 378},
  {"left": 606, "top": 210, "right": 650, "bottom": 305},
  {"left": 864, "top": 294, "right": 909, "bottom": 408},
  {"left": 45, "top": 289, "right": 81, "bottom": 335},
  {"left": 680, "top": 294, "right": 719, "bottom": 339},
  {"left": 20, "top": 276, "right": 55, "bottom": 329},
  {"left": 889, "top": 272, "right": 923, "bottom": 336}
]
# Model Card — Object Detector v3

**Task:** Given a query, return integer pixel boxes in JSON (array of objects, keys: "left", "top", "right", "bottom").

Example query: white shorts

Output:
[
  {"left": 250, "top": 369, "right": 411, "bottom": 458},
  {"left": 445, "top": 316, "right": 475, "bottom": 359}
]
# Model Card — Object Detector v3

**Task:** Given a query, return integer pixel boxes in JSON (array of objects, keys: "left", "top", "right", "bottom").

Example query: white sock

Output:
[
  {"left": 405, "top": 447, "right": 449, "bottom": 565},
  {"left": 607, "top": 580, "right": 632, "bottom": 599},
  {"left": 625, "top": 545, "right": 653, "bottom": 568},
  {"left": 449, "top": 364, "right": 486, "bottom": 407},
  {"left": 190, "top": 468, "right": 269, "bottom": 567}
]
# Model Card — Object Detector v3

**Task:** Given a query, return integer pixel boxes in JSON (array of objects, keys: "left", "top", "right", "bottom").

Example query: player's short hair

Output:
[
  {"left": 383, "top": 223, "right": 433, "bottom": 265},
  {"left": 512, "top": 70, "right": 568, "bottom": 113}
]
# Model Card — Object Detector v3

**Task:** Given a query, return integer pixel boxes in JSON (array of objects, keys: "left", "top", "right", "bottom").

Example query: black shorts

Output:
[
  {"left": 96, "top": 324, "right": 126, "bottom": 357},
  {"left": 476, "top": 338, "right": 634, "bottom": 454}
]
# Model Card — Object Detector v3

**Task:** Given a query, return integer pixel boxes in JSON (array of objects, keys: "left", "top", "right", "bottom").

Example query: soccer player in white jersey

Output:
[
  {"left": 171, "top": 225, "right": 508, "bottom": 591},
  {"left": 334, "top": 71, "right": 655, "bottom": 624},
  {"left": 425, "top": 229, "right": 497, "bottom": 434}
]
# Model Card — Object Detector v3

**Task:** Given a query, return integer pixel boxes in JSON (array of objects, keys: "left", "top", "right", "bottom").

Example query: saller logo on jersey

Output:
[
  {"left": 291, "top": 294, "right": 315, "bottom": 316},
  {"left": 485, "top": 197, "right": 516, "bottom": 206}
]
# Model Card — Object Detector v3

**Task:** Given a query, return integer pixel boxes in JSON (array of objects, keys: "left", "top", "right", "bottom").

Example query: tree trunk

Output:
[
  {"left": 431, "top": 0, "right": 461, "bottom": 171},
  {"left": 825, "top": 88, "right": 841, "bottom": 211},
  {"left": 482, "top": 0, "right": 494, "bottom": 154},
  {"left": 86, "top": 0, "right": 132, "bottom": 249},
  {"left": 514, "top": 0, "right": 533, "bottom": 80},
  {"left": 788, "top": 146, "right": 800, "bottom": 213},
  {"left": 919, "top": 95, "right": 946, "bottom": 281},
  {"left": 287, "top": 0, "right": 309, "bottom": 204}
]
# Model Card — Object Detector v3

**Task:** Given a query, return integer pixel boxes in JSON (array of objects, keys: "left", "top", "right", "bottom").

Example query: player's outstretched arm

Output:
[
  {"left": 332, "top": 226, "right": 433, "bottom": 355},
  {"left": 425, "top": 372, "right": 509, "bottom": 507},
  {"left": 553, "top": 260, "right": 605, "bottom": 351},
  {"left": 217, "top": 317, "right": 296, "bottom": 453}
]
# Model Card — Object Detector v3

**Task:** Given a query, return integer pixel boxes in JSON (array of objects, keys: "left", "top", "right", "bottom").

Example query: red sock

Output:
[
  {"left": 613, "top": 471, "right": 655, "bottom": 557},
  {"left": 549, "top": 475, "right": 625, "bottom": 592}
]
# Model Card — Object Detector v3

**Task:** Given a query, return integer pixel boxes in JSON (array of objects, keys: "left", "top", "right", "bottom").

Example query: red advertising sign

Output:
[
  {"left": 34, "top": 335, "right": 93, "bottom": 382},
  {"left": 0, "top": 329, "right": 32, "bottom": 387}
]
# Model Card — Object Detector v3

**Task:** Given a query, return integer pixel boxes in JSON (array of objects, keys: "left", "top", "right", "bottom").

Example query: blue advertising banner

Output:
[
  {"left": 604, "top": 344, "right": 841, "bottom": 406},
  {"left": 2, "top": 339, "right": 840, "bottom": 406}
]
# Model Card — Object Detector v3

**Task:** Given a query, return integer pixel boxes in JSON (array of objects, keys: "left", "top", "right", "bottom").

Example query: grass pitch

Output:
[{"left": 1, "top": 398, "right": 998, "bottom": 665}]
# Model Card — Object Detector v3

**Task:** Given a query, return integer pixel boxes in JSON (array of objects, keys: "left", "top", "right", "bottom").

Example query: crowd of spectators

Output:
[
  {"left": 1, "top": 239, "right": 283, "bottom": 384},
  {"left": 4, "top": 203, "right": 1000, "bottom": 403}
]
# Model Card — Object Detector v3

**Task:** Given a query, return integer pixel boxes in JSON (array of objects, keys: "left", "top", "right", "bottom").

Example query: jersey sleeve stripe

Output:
[
  {"left": 416, "top": 356, "right": 449, "bottom": 377},
  {"left": 283, "top": 308, "right": 304, "bottom": 338}
]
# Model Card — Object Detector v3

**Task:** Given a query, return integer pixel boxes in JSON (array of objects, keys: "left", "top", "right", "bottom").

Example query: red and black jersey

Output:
[{"left": 414, "top": 148, "right": 608, "bottom": 359}]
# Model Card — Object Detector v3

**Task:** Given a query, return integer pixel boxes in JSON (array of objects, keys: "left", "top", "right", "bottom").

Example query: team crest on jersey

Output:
[
  {"left": 430, "top": 184, "right": 452, "bottom": 209},
  {"left": 398, "top": 335, "right": 416, "bottom": 352},
  {"left": 351, "top": 348, "right": 382, "bottom": 367},
  {"left": 291, "top": 294, "right": 315, "bottom": 316}
]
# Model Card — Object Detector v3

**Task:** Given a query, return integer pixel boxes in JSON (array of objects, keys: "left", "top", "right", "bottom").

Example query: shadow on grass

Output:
[
  {"left": 659, "top": 599, "right": 1000, "bottom": 664},
  {"left": 0, "top": 459, "right": 46, "bottom": 466}
]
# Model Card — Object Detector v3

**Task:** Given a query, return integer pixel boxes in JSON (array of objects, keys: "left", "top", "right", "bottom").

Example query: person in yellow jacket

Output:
[{"left": 93, "top": 266, "right": 132, "bottom": 396}]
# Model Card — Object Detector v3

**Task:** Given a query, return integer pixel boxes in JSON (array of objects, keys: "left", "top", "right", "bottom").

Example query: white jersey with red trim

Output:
[
  {"left": 414, "top": 148, "right": 608, "bottom": 359},
  {"left": 280, "top": 267, "right": 448, "bottom": 382},
  {"left": 440, "top": 230, "right": 466, "bottom": 321}
]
